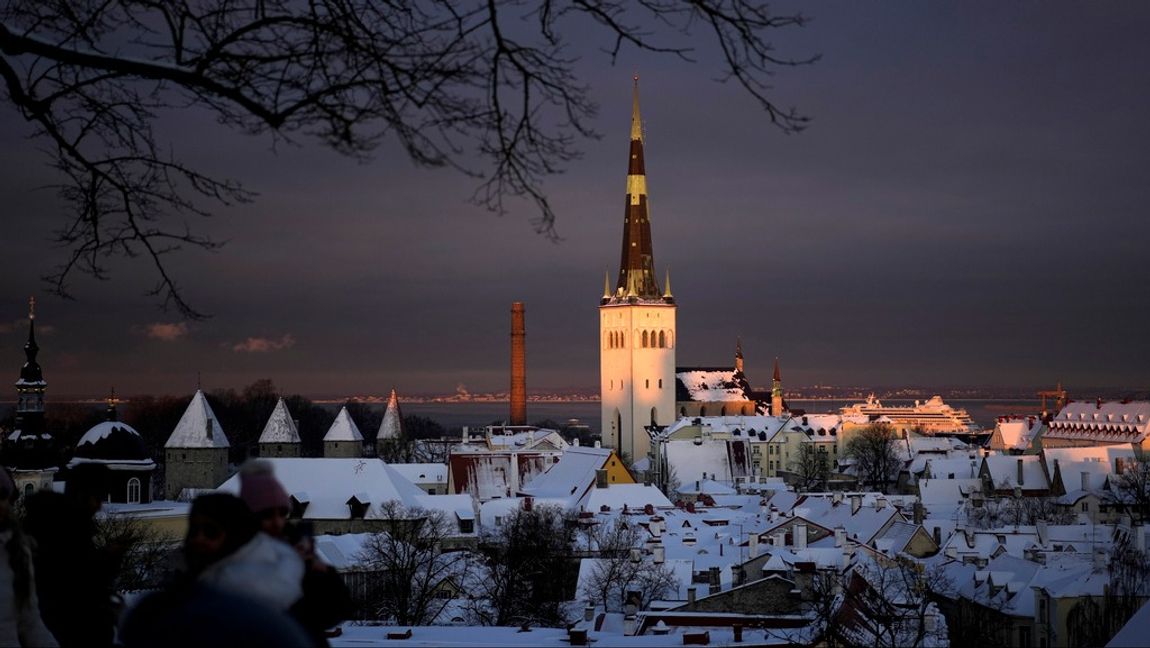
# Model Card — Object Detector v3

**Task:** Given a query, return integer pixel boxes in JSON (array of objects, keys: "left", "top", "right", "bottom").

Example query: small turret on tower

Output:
[
  {"left": 771, "top": 357, "right": 785, "bottom": 416},
  {"left": 735, "top": 338, "right": 744, "bottom": 375}
]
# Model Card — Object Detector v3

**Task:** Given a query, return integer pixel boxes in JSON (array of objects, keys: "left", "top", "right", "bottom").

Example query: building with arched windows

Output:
[
  {"left": 599, "top": 84, "right": 786, "bottom": 467},
  {"left": 67, "top": 398, "right": 156, "bottom": 504}
]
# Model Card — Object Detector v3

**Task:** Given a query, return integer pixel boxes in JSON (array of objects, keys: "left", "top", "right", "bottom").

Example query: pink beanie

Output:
[{"left": 238, "top": 460, "right": 290, "bottom": 514}]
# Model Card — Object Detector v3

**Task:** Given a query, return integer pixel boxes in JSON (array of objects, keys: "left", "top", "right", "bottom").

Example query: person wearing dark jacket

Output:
[
  {"left": 238, "top": 460, "right": 352, "bottom": 644},
  {"left": 24, "top": 466, "right": 118, "bottom": 647}
]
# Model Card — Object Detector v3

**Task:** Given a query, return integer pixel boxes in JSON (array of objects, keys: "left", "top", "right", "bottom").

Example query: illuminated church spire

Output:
[{"left": 615, "top": 76, "right": 661, "bottom": 299}]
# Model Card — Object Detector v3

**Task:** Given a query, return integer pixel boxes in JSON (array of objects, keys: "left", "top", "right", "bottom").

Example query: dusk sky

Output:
[{"left": 2, "top": 2, "right": 1149, "bottom": 398}]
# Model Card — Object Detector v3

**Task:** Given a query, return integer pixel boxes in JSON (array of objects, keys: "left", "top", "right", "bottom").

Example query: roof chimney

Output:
[{"left": 510, "top": 302, "right": 527, "bottom": 426}]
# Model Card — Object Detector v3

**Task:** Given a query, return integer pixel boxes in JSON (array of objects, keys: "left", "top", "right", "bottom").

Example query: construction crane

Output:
[{"left": 1036, "top": 382, "right": 1068, "bottom": 415}]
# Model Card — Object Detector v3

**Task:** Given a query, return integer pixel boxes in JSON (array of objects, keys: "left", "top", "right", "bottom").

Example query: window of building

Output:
[
  {"left": 127, "top": 478, "right": 141, "bottom": 504},
  {"left": 658, "top": 379, "right": 663, "bottom": 388},
  {"left": 23, "top": 483, "right": 33, "bottom": 498},
  {"left": 1081, "top": 501, "right": 1089, "bottom": 512},
  {"left": 659, "top": 331, "right": 666, "bottom": 348},
  {"left": 646, "top": 379, "right": 650, "bottom": 389},
  {"left": 642, "top": 331, "right": 649, "bottom": 347}
]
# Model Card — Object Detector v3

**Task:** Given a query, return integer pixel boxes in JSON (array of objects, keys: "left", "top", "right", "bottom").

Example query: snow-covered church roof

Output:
[
  {"left": 165, "top": 390, "right": 229, "bottom": 449},
  {"left": 258, "top": 398, "right": 300, "bottom": 444},
  {"left": 377, "top": 389, "right": 403, "bottom": 440},
  {"left": 675, "top": 367, "right": 754, "bottom": 403},
  {"left": 324, "top": 406, "right": 364, "bottom": 442}
]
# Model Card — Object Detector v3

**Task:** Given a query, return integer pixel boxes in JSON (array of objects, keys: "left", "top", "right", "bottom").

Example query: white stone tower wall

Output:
[{"left": 600, "top": 302, "right": 676, "bottom": 462}]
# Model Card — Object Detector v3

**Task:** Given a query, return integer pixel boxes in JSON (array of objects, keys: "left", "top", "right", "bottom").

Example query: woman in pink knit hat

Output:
[{"left": 237, "top": 459, "right": 351, "bottom": 645}]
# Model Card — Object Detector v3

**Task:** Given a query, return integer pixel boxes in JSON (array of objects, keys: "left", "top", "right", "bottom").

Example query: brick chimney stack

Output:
[{"left": 510, "top": 302, "right": 526, "bottom": 425}]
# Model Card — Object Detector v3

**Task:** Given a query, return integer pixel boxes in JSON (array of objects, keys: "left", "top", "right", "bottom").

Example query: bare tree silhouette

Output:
[{"left": 0, "top": 1, "right": 814, "bottom": 317}]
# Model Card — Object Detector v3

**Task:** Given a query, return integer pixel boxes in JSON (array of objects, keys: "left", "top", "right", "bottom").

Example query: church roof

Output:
[
  {"left": 70, "top": 420, "right": 153, "bottom": 466},
  {"left": 377, "top": 389, "right": 404, "bottom": 441},
  {"left": 165, "top": 390, "right": 230, "bottom": 449},
  {"left": 324, "top": 407, "right": 363, "bottom": 442},
  {"left": 605, "top": 78, "right": 668, "bottom": 304},
  {"left": 675, "top": 367, "right": 754, "bottom": 403},
  {"left": 258, "top": 398, "right": 300, "bottom": 444},
  {"left": 17, "top": 300, "right": 44, "bottom": 386}
]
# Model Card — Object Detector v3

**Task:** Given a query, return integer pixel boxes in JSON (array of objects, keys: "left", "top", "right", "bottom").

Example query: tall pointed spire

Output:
[
  {"left": 631, "top": 75, "right": 644, "bottom": 142},
  {"left": 19, "top": 297, "right": 42, "bottom": 385},
  {"left": 773, "top": 357, "right": 781, "bottom": 383},
  {"left": 615, "top": 76, "right": 661, "bottom": 299}
]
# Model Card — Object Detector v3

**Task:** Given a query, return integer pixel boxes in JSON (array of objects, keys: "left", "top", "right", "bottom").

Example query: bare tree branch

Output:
[{"left": 0, "top": 0, "right": 813, "bottom": 316}]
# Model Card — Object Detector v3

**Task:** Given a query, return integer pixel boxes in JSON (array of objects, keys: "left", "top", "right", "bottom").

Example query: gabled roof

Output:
[
  {"left": 258, "top": 398, "right": 300, "bottom": 444},
  {"left": 165, "top": 390, "right": 229, "bottom": 449},
  {"left": 579, "top": 483, "right": 674, "bottom": 511},
  {"left": 519, "top": 446, "right": 618, "bottom": 504},
  {"left": 216, "top": 458, "right": 424, "bottom": 519},
  {"left": 323, "top": 407, "right": 363, "bottom": 442}
]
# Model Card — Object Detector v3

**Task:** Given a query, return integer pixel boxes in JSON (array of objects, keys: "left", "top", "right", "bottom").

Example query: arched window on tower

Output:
[
  {"left": 23, "top": 483, "right": 33, "bottom": 498},
  {"left": 720, "top": 406, "right": 727, "bottom": 416},
  {"left": 658, "top": 331, "right": 666, "bottom": 348},
  {"left": 642, "top": 331, "right": 648, "bottom": 348},
  {"left": 658, "top": 379, "right": 663, "bottom": 389},
  {"left": 700, "top": 406, "right": 708, "bottom": 417},
  {"left": 127, "top": 478, "right": 141, "bottom": 504}
]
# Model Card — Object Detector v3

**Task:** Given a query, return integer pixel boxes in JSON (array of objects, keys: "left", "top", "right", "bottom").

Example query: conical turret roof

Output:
[
  {"left": 258, "top": 398, "right": 301, "bottom": 444},
  {"left": 165, "top": 390, "right": 229, "bottom": 448},
  {"left": 324, "top": 406, "right": 363, "bottom": 442},
  {"left": 377, "top": 389, "right": 404, "bottom": 441}
]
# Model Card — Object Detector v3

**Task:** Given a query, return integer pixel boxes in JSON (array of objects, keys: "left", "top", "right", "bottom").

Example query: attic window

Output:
[{"left": 346, "top": 494, "right": 371, "bottom": 519}]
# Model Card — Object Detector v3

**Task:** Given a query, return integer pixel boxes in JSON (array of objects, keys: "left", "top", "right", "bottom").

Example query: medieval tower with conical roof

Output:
[{"left": 600, "top": 79, "right": 676, "bottom": 463}]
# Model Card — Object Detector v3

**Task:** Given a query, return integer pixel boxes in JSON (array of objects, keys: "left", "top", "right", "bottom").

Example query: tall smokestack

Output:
[{"left": 510, "top": 302, "right": 526, "bottom": 425}]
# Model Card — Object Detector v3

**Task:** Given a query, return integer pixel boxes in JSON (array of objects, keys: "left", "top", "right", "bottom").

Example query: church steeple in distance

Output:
[{"left": 615, "top": 76, "right": 663, "bottom": 300}]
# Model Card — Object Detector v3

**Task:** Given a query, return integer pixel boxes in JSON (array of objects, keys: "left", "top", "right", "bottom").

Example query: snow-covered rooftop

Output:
[
  {"left": 165, "top": 390, "right": 229, "bottom": 449},
  {"left": 520, "top": 446, "right": 618, "bottom": 504},
  {"left": 217, "top": 458, "right": 424, "bottom": 519},
  {"left": 258, "top": 398, "right": 300, "bottom": 444},
  {"left": 324, "top": 407, "right": 364, "bottom": 442}
]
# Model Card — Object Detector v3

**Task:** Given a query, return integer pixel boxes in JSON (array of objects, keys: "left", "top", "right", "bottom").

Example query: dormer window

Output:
[
  {"left": 290, "top": 492, "right": 311, "bottom": 519},
  {"left": 347, "top": 493, "right": 371, "bottom": 519}
]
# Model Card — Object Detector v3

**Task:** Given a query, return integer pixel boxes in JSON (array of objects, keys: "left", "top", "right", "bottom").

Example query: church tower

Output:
[
  {"left": 771, "top": 358, "right": 785, "bottom": 416},
  {"left": 600, "top": 78, "right": 676, "bottom": 464},
  {"left": 5, "top": 298, "right": 59, "bottom": 494}
]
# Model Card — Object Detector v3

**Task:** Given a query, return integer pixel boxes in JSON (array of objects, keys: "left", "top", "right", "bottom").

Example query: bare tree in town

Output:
[
  {"left": 1066, "top": 538, "right": 1150, "bottom": 647},
  {"left": 94, "top": 512, "right": 180, "bottom": 592},
  {"left": 844, "top": 424, "right": 900, "bottom": 494},
  {"left": 579, "top": 518, "right": 677, "bottom": 612},
  {"left": 1108, "top": 456, "right": 1150, "bottom": 522},
  {"left": 0, "top": 1, "right": 814, "bottom": 317},
  {"left": 470, "top": 504, "right": 576, "bottom": 627},
  {"left": 788, "top": 444, "right": 830, "bottom": 492},
  {"left": 355, "top": 501, "right": 475, "bottom": 626}
]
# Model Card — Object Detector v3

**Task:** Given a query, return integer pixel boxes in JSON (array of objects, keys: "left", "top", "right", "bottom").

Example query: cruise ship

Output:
[{"left": 840, "top": 394, "right": 983, "bottom": 437}]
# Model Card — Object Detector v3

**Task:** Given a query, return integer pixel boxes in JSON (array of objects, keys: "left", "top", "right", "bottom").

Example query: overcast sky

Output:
[{"left": 2, "top": 2, "right": 1148, "bottom": 398}]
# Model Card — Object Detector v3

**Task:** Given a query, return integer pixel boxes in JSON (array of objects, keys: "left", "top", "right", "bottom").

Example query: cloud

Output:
[
  {"left": 146, "top": 322, "right": 189, "bottom": 342},
  {"left": 0, "top": 319, "right": 54, "bottom": 335},
  {"left": 232, "top": 334, "right": 296, "bottom": 353}
]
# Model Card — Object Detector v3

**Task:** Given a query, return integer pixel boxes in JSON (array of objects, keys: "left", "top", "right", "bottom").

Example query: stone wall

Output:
[{"left": 165, "top": 447, "right": 229, "bottom": 498}]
